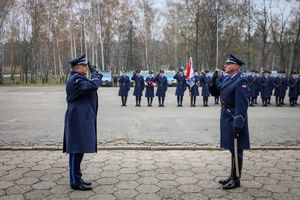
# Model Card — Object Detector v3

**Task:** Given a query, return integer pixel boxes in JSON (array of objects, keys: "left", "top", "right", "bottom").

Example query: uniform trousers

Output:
[{"left": 69, "top": 153, "right": 84, "bottom": 187}]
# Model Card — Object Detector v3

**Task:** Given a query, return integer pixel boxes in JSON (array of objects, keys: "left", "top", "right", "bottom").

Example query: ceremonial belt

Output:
[{"left": 221, "top": 100, "right": 234, "bottom": 109}]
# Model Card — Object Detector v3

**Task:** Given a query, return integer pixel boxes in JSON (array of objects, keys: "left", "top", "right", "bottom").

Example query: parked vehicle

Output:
[
  {"left": 164, "top": 70, "right": 177, "bottom": 86},
  {"left": 100, "top": 71, "right": 113, "bottom": 87}
]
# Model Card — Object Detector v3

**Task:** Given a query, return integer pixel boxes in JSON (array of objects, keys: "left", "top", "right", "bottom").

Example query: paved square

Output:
[{"left": 0, "top": 150, "right": 299, "bottom": 200}]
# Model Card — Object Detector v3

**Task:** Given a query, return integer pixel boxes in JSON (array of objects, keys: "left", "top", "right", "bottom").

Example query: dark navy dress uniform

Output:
[
  {"left": 187, "top": 75, "right": 200, "bottom": 107},
  {"left": 200, "top": 73, "right": 211, "bottom": 106},
  {"left": 189, "top": 76, "right": 200, "bottom": 96},
  {"left": 145, "top": 74, "right": 155, "bottom": 106},
  {"left": 218, "top": 54, "right": 250, "bottom": 190},
  {"left": 174, "top": 72, "right": 187, "bottom": 106},
  {"left": 145, "top": 77, "right": 155, "bottom": 98},
  {"left": 298, "top": 73, "right": 300, "bottom": 104},
  {"left": 259, "top": 73, "right": 272, "bottom": 106},
  {"left": 131, "top": 71, "right": 144, "bottom": 106},
  {"left": 273, "top": 73, "right": 285, "bottom": 106},
  {"left": 288, "top": 74, "right": 299, "bottom": 107},
  {"left": 247, "top": 72, "right": 259, "bottom": 106},
  {"left": 118, "top": 73, "right": 131, "bottom": 106},
  {"left": 63, "top": 54, "right": 102, "bottom": 190},
  {"left": 220, "top": 72, "right": 250, "bottom": 150},
  {"left": 154, "top": 72, "right": 168, "bottom": 106}
]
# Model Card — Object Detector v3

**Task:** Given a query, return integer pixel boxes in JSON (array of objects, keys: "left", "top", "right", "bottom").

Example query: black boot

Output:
[
  {"left": 223, "top": 156, "right": 242, "bottom": 190},
  {"left": 219, "top": 155, "right": 234, "bottom": 185},
  {"left": 180, "top": 96, "right": 183, "bottom": 107},
  {"left": 249, "top": 97, "right": 254, "bottom": 106},
  {"left": 124, "top": 96, "right": 127, "bottom": 106},
  {"left": 121, "top": 97, "right": 125, "bottom": 106}
]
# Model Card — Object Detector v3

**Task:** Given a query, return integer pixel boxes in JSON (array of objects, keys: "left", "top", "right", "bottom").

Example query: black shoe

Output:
[
  {"left": 219, "top": 176, "right": 232, "bottom": 185},
  {"left": 80, "top": 179, "right": 92, "bottom": 186},
  {"left": 222, "top": 178, "right": 240, "bottom": 190},
  {"left": 71, "top": 183, "right": 92, "bottom": 190}
]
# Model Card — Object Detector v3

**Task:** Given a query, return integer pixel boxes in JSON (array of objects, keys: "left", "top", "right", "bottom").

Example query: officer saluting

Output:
[
  {"left": 63, "top": 54, "right": 103, "bottom": 190},
  {"left": 154, "top": 70, "right": 168, "bottom": 107},
  {"left": 118, "top": 70, "right": 131, "bottom": 106},
  {"left": 218, "top": 54, "right": 250, "bottom": 190}
]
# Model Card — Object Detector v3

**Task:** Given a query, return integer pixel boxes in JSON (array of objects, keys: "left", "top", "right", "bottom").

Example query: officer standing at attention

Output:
[
  {"left": 154, "top": 69, "right": 168, "bottom": 107},
  {"left": 259, "top": 70, "right": 272, "bottom": 106},
  {"left": 118, "top": 70, "right": 131, "bottom": 106},
  {"left": 247, "top": 70, "right": 259, "bottom": 106},
  {"left": 288, "top": 71, "right": 299, "bottom": 107},
  {"left": 63, "top": 54, "right": 103, "bottom": 190},
  {"left": 174, "top": 67, "right": 187, "bottom": 107},
  {"left": 218, "top": 54, "right": 250, "bottom": 190},
  {"left": 145, "top": 71, "right": 155, "bottom": 107},
  {"left": 131, "top": 69, "right": 144, "bottom": 106},
  {"left": 273, "top": 71, "right": 284, "bottom": 107},
  {"left": 200, "top": 70, "right": 211, "bottom": 107},
  {"left": 188, "top": 70, "right": 200, "bottom": 107}
]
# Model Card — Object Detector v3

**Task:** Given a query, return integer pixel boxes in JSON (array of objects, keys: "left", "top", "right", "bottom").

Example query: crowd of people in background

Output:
[{"left": 116, "top": 68, "right": 300, "bottom": 107}]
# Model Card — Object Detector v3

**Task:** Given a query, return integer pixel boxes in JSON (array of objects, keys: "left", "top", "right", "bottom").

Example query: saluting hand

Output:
[{"left": 88, "top": 62, "right": 97, "bottom": 73}]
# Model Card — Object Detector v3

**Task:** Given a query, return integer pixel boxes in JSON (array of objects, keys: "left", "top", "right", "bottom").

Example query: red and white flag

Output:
[{"left": 186, "top": 57, "right": 194, "bottom": 80}]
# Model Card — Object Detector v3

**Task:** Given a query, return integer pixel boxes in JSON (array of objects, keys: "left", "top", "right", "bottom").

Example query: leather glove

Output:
[
  {"left": 233, "top": 127, "right": 241, "bottom": 138},
  {"left": 88, "top": 62, "right": 97, "bottom": 73}
]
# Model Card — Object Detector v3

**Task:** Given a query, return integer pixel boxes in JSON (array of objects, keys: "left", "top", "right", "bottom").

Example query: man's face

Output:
[
  {"left": 74, "top": 64, "right": 88, "bottom": 75},
  {"left": 224, "top": 62, "right": 238, "bottom": 74}
]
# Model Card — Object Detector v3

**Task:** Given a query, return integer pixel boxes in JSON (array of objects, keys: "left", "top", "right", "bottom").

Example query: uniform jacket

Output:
[
  {"left": 273, "top": 76, "right": 285, "bottom": 97},
  {"left": 247, "top": 75, "right": 259, "bottom": 97},
  {"left": 118, "top": 75, "right": 131, "bottom": 97},
  {"left": 145, "top": 77, "right": 155, "bottom": 97},
  {"left": 63, "top": 71, "right": 102, "bottom": 153},
  {"left": 219, "top": 72, "right": 250, "bottom": 150},
  {"left": 131, "top": 75, "right": 144, "bottom": 96},
  {"left": 282, "top": 76, "right": 288, "bottom": 97},
  {"left": 154, "top": 75, "right": 168, "bottom": 97},
  {"left": 174, "top": 74, "right": 187, "bottom": 96},
  {"left": 288, "top": 77, "right": 299, "bottom": 98},
  {"left": 200, "top": 75, "right": 211, "bottom": 97},
  {"left": 188, "top": 76, "right": 200, "bottom": 96},
  {"left": 259, "top": 76, "right": 272, "bottom": 98}
]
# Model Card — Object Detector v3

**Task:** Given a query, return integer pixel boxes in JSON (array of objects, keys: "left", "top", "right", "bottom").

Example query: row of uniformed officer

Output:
[
  {"left": 118, "top": 69, "right": 214, "bottom": 107},
  {"left": 245, "top": 70, "right": 300, "bottom": 107}
]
